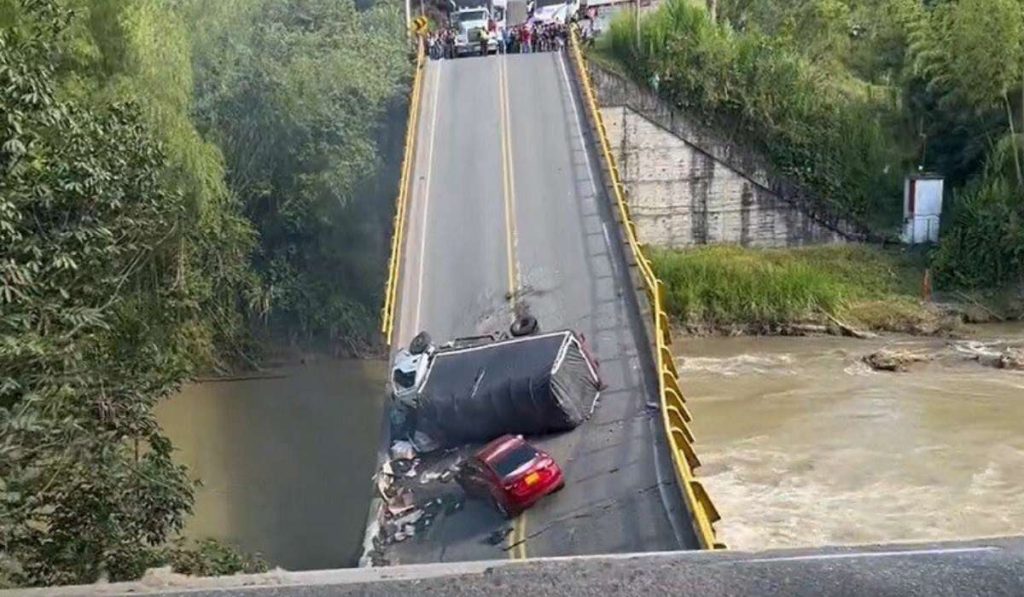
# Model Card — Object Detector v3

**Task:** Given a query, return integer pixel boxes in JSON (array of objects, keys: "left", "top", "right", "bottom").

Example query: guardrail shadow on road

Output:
[
  {"left": 381, "top": 40, "right": 426, "bottom": 345},
  {"left": 567, "top": 29, "right": 724, "bottom": 551}
]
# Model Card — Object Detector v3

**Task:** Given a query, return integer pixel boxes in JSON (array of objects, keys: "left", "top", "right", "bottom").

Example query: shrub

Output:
[{"left": 602, "top": 0, "right": 906, "bottom": 230}]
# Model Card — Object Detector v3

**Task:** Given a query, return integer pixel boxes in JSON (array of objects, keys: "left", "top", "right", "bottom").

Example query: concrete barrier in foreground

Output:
[{"left": 11, "top": 536, "right": 1024, "bottom": 597}]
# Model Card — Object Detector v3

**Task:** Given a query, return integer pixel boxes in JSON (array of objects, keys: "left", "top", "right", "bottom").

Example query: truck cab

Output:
[{"left": 453, "top": 6, "right": 498, "bottom": 56}]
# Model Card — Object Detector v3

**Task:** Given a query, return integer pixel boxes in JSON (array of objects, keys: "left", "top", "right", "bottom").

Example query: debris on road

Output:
[
  {"left": 486, "top": 527, "right": 513, "bottom": 545},
  {"left": 391, "top": 440, "right": 416, "bottom": 460}
]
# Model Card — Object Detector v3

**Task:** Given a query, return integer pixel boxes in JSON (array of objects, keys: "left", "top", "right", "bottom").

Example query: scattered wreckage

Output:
[{"left": 367, "top": 318, "right": 602, "bottom": 558}]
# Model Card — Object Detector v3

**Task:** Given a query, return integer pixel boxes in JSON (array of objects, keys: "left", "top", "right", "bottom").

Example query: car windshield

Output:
[
  {"left": 457, "top": 10, "right": 487, "bottom": 23},
  {"left": 536, "top": 0, "right": 566, "bottom": 8},
  {"left": 491, "top": 444, "right": 537, "bottom": 478}
]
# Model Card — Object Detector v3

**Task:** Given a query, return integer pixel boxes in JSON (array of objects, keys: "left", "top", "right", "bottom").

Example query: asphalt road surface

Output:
[{"left": 389, "top": 49, "right": 699, "bottom": 564}]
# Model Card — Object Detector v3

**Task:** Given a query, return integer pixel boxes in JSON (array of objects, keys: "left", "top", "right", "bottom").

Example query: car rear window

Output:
[{"left": 491, "top": 444, "right": 537, "bottom": 478}]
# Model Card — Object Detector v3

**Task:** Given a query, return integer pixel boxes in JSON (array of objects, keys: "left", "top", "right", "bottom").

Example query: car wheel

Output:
[
  {"left": 552, "top": 481, "right": 565, "bottom": 493},
  {"left": 409, "top": 331, "right": 432, "bottom": 355},
  {"left": 510, "top": 315, "right": 538, "bottom": 337}
]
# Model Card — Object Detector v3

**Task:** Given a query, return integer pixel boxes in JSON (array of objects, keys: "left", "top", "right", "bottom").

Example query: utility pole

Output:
[{"left": 405, "top": 0, "right": 412, "bottom": 33}]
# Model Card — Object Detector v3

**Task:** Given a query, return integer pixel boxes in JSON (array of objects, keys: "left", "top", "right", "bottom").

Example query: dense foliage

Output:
[
  {"left": 1, "top": 0, "right": 408, "bottom": 586},
  {"left": 604, "top": 0, "right": 907, "bottom": 229},
  {"left": 182, "top": 0, "right": 408, "bottom": 351},
  {"left": 604, "top": 0, "right": 1024, "bottom": 288}
]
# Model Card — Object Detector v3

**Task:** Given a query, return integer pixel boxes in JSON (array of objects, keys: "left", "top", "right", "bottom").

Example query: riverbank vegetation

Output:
[
  {"left": 1, "top": 0, "right": 409, "bottom": 586},
  {"left": 602, "top": 0, "right": 1024, "bottom": 290},
  {"left": 652, "top": 245, "right": 948, "bottom": 334},
  {"left": 653, "top": 244, "right": 1024, "bottom": 334}
]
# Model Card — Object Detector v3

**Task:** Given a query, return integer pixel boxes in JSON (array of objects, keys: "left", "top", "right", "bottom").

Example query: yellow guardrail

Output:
[
  {"left": 381, "top": 40, "right": 426, "bottom": 345},
  {"left": 568, "top": 31, "right": 724, "bottom": 550}
]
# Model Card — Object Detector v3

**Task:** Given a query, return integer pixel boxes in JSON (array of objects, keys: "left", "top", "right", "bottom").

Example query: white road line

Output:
[
  {"left": 556, "top": 51, "right": 598, "bottom": 198},
  {"left": 413, "top": 60, "right": 443, "bottom": 337}
]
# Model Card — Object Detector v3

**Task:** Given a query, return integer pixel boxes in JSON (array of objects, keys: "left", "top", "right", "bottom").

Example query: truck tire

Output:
[
  {"left": 409, "top": 331, "right": 432, "bottom": 355},
  {"left": 510, "top": 315, "right": 538, "bottom": 337}
]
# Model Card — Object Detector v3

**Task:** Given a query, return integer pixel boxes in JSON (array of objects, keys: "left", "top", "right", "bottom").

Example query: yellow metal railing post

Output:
[
  {"left": 381, "top": 40, "right": 426, "bottom": 345},
  {"left": 568, "top": 30, "right": 723, "bottom": 550}
]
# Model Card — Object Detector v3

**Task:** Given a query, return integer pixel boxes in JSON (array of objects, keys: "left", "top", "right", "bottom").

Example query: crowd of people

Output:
[{"left": 426, "top": 18, "right": 573, "bottom": 60}]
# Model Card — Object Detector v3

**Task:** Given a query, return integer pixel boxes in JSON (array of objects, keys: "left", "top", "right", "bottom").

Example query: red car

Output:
[{"left": 458, "top": 434, "right": 565, "bottom": 518}]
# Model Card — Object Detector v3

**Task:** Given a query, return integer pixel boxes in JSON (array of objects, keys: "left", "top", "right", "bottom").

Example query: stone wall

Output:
[{"left": 591, "top": 66, "right": 867, "bottom": 248}]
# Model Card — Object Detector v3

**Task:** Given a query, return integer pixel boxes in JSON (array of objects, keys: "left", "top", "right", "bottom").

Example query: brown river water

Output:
[
  {"left": 679, "top": 323, "right": 1024, "bottom": 550},
  {"left": 156, "top": 358, "right": 386, "bottom": 570}
]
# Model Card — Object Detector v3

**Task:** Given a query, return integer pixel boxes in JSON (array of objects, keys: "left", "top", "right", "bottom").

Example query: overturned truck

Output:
[{"left": 391, "top": 329, "right": 602, "bottom": 449}]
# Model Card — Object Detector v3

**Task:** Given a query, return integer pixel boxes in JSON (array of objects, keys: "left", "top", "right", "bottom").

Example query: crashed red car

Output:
[{"left": 457, "top": 434, "right": 564, "bottom": 518}]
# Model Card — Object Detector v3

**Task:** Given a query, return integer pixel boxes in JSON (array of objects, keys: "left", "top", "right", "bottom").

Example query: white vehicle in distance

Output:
[
  {"left": 530, "top": 0, "right": 578, "bottom": 24},
  {"left": 453, "top": 6, "right": 499, "bottom": 56}
]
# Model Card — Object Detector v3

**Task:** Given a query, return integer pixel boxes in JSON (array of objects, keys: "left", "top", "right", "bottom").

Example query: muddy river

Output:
[
  {"left": 679, "top": 323, "right": 1024, "bottom": 550},
  {"left": 156, "top": 358, "right": 386, "bottom": 570}
]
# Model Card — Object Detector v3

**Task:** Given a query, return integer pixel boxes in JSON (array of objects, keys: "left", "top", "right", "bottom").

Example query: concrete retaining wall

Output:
[{"left": 591, "top": 66, "right": 867, "bottom": 248}]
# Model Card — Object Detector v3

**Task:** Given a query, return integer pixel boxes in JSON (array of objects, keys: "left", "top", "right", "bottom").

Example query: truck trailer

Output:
[{"left": 390, "top": 328, "right": 601, "bottom": 449}]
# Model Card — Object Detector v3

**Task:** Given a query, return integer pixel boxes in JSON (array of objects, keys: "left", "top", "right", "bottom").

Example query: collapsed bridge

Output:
[{"left": 374, "top": 25, "right": 719, "bottom": 564}]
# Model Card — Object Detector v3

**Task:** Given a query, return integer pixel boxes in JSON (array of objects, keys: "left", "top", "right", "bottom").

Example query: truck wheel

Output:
[
  {"left": 409, "top": 331, "right": 432, "bottom": 355},
  {"left": 510, "top": 315, "right": 538, "bottom": 337}
]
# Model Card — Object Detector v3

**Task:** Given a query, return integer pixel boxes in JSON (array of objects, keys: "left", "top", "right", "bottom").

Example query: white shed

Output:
[{"left": 902, "top": 174, "right": 944, "bottom": 244}]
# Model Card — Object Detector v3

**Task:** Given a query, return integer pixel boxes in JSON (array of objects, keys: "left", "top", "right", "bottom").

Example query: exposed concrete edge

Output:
[
  {"left": 15, "top": 536, "right": 1024, "bottom": 596},
  {"left": 359, "top": 45, "right": 430, "bottom": 569},
  {"left": 587, "top": 63, "right": 878, "bottom": 243}
]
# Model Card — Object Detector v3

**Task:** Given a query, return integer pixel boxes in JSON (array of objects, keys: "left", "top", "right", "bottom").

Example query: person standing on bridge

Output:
[
  {"left": 427, "top": 32, "right": 437, "bottom": 60},
  {"left": 445, "top": 28, "right": 456, "bottom": 59},
  {"left": 500, "top": 25, "right": 509, "bottom": 54},
  {"left": 479, "top": 26, "right": 490, "bottom": 56}
]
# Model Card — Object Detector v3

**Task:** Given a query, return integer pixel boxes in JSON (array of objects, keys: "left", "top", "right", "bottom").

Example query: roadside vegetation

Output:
[
  {"left": 651, "top": 245, "right": 949, "bottom": 334},
  {"left": 1, "top": 0, "right": 409, "bottom": 586},
  {"left": 601, "top": 0, "right": 1024, "bottom": 291}
]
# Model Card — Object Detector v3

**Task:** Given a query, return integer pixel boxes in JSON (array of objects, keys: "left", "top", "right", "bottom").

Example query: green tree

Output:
[
  {"left": 1, "top": 2, "right": 196, "bottom": 583},
  {"left": 911, "top": 0, "right": 1024, "bottom": 187},
  {"left": 183, "top": 0, "right": 410, "bottom": 351}
]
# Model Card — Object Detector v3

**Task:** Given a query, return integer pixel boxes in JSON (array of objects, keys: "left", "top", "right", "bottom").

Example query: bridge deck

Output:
[{"left": 388, "top": 50, "right": 698, "bottom": 563}]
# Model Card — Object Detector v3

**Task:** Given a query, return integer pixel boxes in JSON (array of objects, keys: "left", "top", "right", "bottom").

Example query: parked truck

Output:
[{"left": 450, "top": 0, "right": 513, "bottom": 57}]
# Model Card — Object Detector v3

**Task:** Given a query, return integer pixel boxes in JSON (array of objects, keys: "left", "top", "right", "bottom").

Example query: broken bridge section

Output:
[{"left": 371, "top": 48, "right": 699, "bottom": 565}]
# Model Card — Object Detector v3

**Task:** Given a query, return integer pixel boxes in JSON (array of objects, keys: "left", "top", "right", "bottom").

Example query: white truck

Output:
[
  {"left": 453, "top": 4, "right": 498, "bottom": 56},
  {"left": 389, "top": 320, "right": 603, "bottom": 449}
]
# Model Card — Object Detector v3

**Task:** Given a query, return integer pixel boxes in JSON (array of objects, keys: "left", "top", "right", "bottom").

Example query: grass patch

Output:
[{"left": 650, "top": 245, "right": 933, "bottom": 332}]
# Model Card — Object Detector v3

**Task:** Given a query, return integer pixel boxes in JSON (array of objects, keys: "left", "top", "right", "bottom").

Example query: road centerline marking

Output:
[
  {"left": 518, "top": 511, "right": 528, "bottom": 559},
  {"left": 499, "top": 54, "right": 527, "bottom": 561},
  {"left": 499, "top": 53, "right": 520, "bottom": 305}
]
